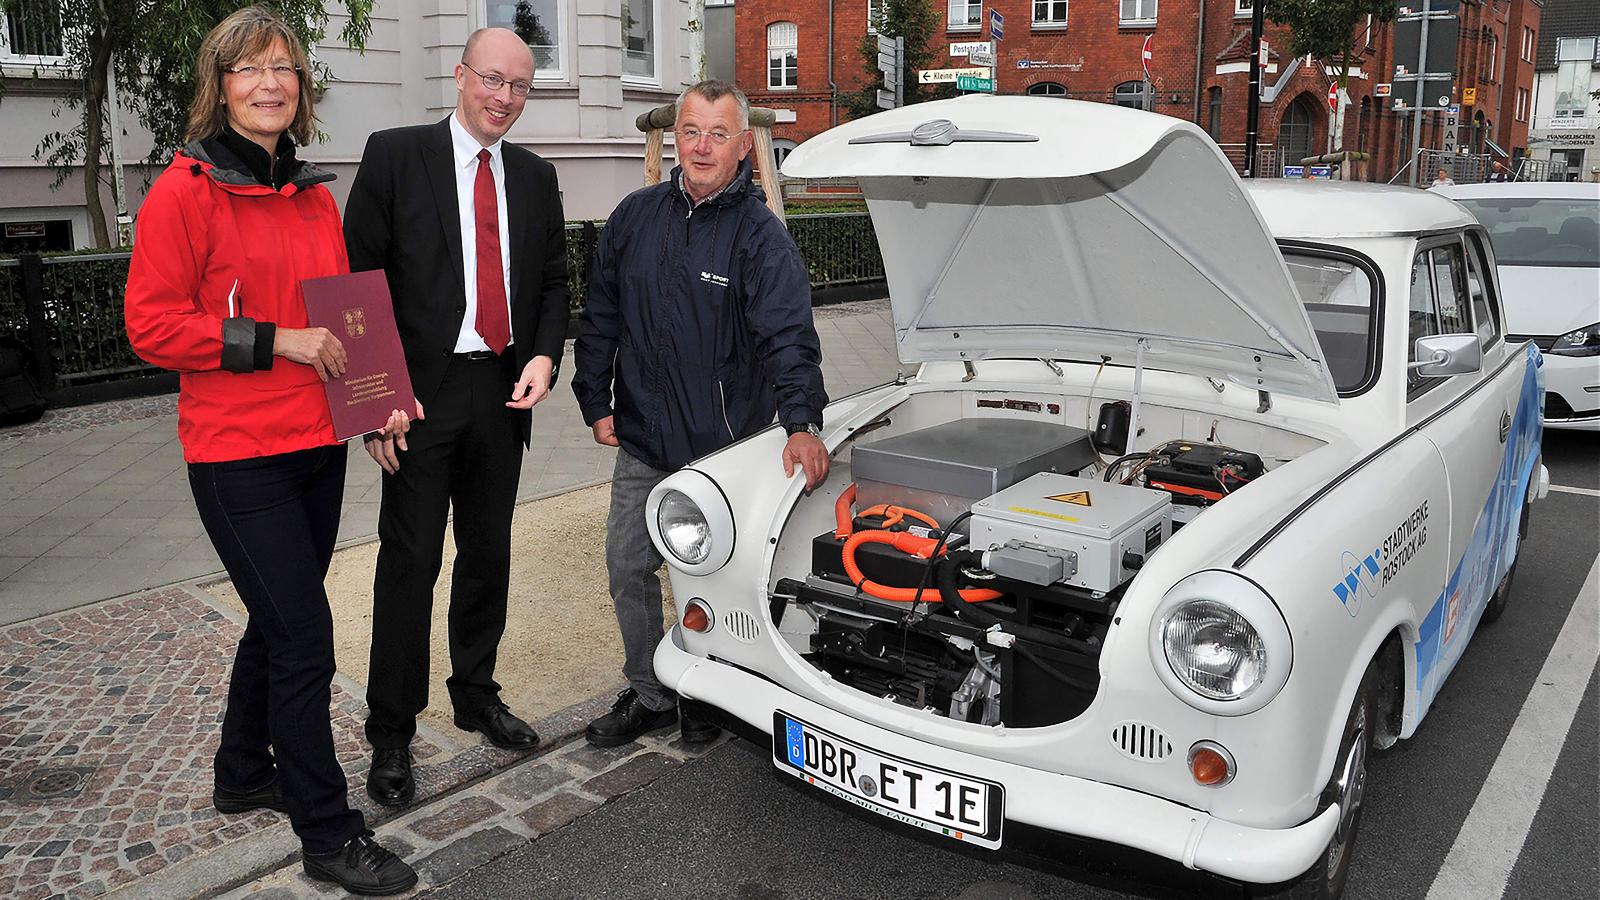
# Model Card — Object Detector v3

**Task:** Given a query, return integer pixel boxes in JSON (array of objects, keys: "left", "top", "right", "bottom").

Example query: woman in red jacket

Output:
[{"left": 123, "top": 8, "right": 413, "bottom": 895}]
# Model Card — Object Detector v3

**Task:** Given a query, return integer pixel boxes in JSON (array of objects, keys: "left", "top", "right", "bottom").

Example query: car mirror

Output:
[{"left": 1410, "top": 334, "right": 1483, "bottom": 377}]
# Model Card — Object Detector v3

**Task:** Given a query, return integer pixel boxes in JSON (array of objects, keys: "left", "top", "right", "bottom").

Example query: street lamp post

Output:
[{"left": 1244, "top": 0, "right": 1266, "bottom": 177}]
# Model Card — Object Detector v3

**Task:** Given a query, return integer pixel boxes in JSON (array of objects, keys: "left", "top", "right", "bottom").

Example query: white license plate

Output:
[{"left": 772, "top": 711, "right": 1004, "bottom": 848}]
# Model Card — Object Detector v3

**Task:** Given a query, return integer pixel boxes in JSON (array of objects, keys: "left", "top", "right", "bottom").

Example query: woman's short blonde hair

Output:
[{"left": 184, "top": 6, "right": 317, "bottom": 146}]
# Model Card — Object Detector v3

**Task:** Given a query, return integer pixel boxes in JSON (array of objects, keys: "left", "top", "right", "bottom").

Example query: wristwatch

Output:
[{"left": 784, "top": 421, "right": 822, "bottom": 437}]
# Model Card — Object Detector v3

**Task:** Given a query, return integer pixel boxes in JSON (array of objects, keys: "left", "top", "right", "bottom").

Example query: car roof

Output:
[
  {"left": 1245, "top": 180, "right": 1477, "bottom": 239},
  {"left": 1433, "top": 181, "right": 1600, "bottom": 201}
]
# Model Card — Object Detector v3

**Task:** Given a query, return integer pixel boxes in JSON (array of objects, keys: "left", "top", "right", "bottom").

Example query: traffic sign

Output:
[
  {"left": 918, "top": 66, "right": 992, "bottom": 84},
  {"left": 1328, "top": 83, "right": 1339, "bottom": 112},
  {"left": 1374, "top": 83, "right": 1392, "bottom": 97},
  {"left": 1462, "top": 87, "right": 1477, "bottom": 105},
  {"left": 1258, "top": 39, "right": 1268, "bottom": 67},
  {"left": 1141, "top": 35, "right": 1153, "bottom": 81},
  {"left": 956, "top": 75, "right": 995, "bottom": 92},
  {"left": 989, "top": 8, "right": 1004, "bottom": 42}
]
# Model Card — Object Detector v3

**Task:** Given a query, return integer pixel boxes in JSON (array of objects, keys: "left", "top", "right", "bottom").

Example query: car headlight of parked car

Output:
[
  {"left": 1548, "top": 322, "right": 1600, "bottom": 357},
  {"left": 645, "top": 470, "right": 736, "bottom": 576},
  {"left": 1149, "top": 571, "right": 1292, "bottom": 716}
]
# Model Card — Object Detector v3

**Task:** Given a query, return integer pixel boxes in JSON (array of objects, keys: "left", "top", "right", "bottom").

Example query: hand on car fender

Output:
[
  {"left": 783, "top": 432, "right": 830, "bottom": 491},
  {"left": 592, "top": 415, "right": 620, "bottom": 447}
]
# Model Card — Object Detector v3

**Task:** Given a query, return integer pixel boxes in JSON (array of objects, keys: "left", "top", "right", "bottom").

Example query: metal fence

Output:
[
  {"left": 1, "top": 213, "right": 885, "bottom": 397},
  {"left": 1216, "top": 144, "right": 1282, "bottom": 179}
]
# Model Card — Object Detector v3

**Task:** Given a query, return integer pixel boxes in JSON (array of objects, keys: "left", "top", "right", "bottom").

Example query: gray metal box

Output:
[
  {"left": 854, "top": 419, "right": 1095, "bottom": 526},
  {"left": 969, "top": 473, "right": 1172, "bottom": 593}
]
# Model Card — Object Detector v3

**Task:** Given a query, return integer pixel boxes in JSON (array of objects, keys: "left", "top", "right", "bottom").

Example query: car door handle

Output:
[{"left": 1499, "top": 409, "right": 1511, "bottom": 444}]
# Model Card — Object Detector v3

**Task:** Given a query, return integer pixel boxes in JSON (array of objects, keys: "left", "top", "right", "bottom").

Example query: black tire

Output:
[{"left": 1482, "top": 482, "right": 1533, "bottom": 625}]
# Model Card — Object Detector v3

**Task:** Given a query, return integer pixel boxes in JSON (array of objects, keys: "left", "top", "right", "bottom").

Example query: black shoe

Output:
[
  {"left": 213, "top": 779, "right": 287, "bottom": 814},
  {"left": 454, "top": 701, "right": 540, "bottom": 751},
  {"left": 302, "top": 830, "right": 417, "bottom": 896},
  {"left": 585, "top": 688, "right": 677, "bottom": 748},
  {"left": 679, "top": 707, "right": 720, "bottom": 745},
  {"left": 365, "top": 747, "right": 414, "bottom": 808}
]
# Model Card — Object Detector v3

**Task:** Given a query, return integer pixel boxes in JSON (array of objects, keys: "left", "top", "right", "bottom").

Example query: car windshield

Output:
[
  {"left": 1283, "top": 250, "right": 1375, "bottom": 393},
  {"left": 1451, "top": 197, "right": 1600, "bottom": 267}
]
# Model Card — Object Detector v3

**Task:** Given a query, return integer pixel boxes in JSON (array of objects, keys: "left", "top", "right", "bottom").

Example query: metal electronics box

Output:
[
  {"left": 969, "top": 473, "right": 1173, "bottom": 593},
  {"left": 853, "top": 419, "right": 1095, "bottom": 526}
]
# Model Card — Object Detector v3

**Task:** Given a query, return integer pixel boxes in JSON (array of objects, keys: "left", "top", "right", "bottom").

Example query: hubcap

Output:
[{"left": 1327, "top": 714, "right": 1368, "bottom": 876}]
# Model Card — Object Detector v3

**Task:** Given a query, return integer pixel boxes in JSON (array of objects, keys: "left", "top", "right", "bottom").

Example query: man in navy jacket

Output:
[{"left": 572, "top": 80, "right": 829, "bottom": 747}]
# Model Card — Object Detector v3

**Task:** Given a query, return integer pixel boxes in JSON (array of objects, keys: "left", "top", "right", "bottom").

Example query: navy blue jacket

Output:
[{"left": 572, "top": 159, "right": 827, "bottom": 472}]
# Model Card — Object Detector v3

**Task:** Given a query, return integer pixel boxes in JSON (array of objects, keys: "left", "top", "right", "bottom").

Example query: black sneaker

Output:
[
  {"left": 302, "top": 830, "right": 417, "bottom": 896},
  {"left": 213, "top": 779, "right": 288, "bottom": 815},
  {"left": 585, "top": 688, "right": 677, "bottom": 748}
]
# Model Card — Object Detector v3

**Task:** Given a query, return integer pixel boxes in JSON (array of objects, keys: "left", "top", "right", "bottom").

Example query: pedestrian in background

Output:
[
  {"left": 572, "top": 80, "right": 829, "bottom": 748},
  {"left": 122, "top": 7, "right": 415, "bottom": 895},
  {"left": 343, "top": 27, "right": 570, "bottom": 808},
  {"left": 1430, "top": 168, "right": 1456, "bottom": 189}
]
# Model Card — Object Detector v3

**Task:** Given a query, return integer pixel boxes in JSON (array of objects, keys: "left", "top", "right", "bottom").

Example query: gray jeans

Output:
[{"left": 605, "top": 450, "right": 676, "bottom": 711}]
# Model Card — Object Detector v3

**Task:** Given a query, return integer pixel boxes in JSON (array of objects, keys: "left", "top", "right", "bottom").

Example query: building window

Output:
[
  {"left": 1027, "top": 81, "right": 1067, "bottom": 96},
  {"left": 1207, "top": 86, "right": 1222, "bottom": 138},
  {"left": 1554, "top": 37, "right": 1597, "bottom": 117},
  {"left": 1113, "top": 80, "right": 1148, "bottom": 109},
  {"left": 0, "top": 0, "right": 64, "bottom": 63},
  {"left": 1483, "top": 32, "right": 1497, "bottom": 83},
  {"left": 622, "top": 0, "right": 657, "bottom": 82},
  {"left": 767, "top": 22, "right": 798, "bottom": 90},
  {"left": 1120, "top": 0, "right": 1157, "bottom": 26},
  {"left": 487, "top": 0, "right": 564, "bottom": 78},
  {"left": 1521, "top": 26, "right": 1535, "bottom": 63},
  {"left": 1033, "top": 0, "right": 1067, "bottom": 26},
  {"left": 948, "top": 0, "right": 982, "bottom": 29},
  {"left": 1234, "top": 0, "right": 1252, "bottom": 17},
  {"left": 1515, "top": 87, "right": 1529, "bottom": 122}
]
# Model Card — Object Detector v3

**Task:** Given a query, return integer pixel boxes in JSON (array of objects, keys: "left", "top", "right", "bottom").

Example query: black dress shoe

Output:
[
  {"left": 213, "top": 779, "right": 288, "bottom": 814},
  {"left": 585, "top": 688, "right": 677, "bottom": 748},
  {"left": 302, "top": 830, "right": 417, "bottom": 896},
  {"left": 366, "top": 747, "right": 414, "bottom": 808},
  {"left": 454, "top": 701, "right": 539, "bottom": 751},
  {"left": 679, "top": 707, "right": 720, "bottom": 745}
]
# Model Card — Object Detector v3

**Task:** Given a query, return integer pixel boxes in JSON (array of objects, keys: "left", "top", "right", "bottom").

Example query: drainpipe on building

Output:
[
  {"left": 828, "top": 1, "right": 838, "bottom": 127},
  {"left": 1192, "top": 0, "right": 1205, "bottom": 126}
]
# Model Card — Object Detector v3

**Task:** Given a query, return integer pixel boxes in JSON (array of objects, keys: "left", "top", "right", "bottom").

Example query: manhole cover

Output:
[{"left": 16, "top": 766, "right": 96, "bottom": 800}]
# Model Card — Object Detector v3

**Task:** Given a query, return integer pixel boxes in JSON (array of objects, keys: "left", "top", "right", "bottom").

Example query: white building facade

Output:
[{"left": 1527, "top": 34, "right": 1600, "bottom": 180}]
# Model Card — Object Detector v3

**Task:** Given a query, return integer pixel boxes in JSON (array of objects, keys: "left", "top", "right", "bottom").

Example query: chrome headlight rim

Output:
[
  {"left": 1148, "top": 570, "right": 1293, "bottom": 716},
  {"left": 644, "top": 468, "right": 736, "bottom": 576}
]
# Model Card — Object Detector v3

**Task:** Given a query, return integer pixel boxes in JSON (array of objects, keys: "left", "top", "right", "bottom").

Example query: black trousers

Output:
[
  {"left": 188, "top": 444, "right": 364, "bottom": 855},
  {"left": 366, "top": 352, "right": 523, "bottom": 749}
]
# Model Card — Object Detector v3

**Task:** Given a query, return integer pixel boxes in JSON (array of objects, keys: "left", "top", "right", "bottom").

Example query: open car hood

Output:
[{"left": 783, "top": 96, "right": 1339, "bottom": 403}]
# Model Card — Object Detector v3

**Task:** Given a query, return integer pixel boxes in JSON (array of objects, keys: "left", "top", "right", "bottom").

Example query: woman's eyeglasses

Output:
[{"left": 224, "top": 64, "right": 300, "bottom": 82}]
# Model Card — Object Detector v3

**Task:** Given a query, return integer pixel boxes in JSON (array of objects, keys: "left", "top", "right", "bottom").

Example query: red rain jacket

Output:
[{"left": 125, "top": 145, "right": 347, "bottom": 463}]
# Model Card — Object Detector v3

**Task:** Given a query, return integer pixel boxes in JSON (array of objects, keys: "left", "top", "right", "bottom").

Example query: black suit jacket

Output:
[{"left": 343, "top": 117, "right": 569, "bottom": 444}]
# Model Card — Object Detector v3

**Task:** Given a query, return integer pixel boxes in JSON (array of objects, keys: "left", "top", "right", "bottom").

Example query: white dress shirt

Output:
[{"left": 449, "top": 112, "right": 514, "bottom": 353}]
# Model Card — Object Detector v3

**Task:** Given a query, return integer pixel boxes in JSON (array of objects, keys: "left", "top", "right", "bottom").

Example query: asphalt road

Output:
[{"left": 426, "top": 432, "right": 1599, "bottom": 900}]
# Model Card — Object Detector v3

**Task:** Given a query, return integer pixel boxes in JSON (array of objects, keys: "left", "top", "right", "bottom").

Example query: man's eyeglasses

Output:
[
  {"left": 224, "top": 64, "right": 300, "bottom": 82},
  {"left": 675, "top": 128, "right": 746, "bottom": 146},
  {"left": 462, "top": 60, "right": 531, "bottom": 97}
]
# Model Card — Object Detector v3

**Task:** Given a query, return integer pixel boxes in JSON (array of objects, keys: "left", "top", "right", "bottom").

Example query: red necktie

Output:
[{"left": 473, "top": 148, "right": 510, "bottom": 354}]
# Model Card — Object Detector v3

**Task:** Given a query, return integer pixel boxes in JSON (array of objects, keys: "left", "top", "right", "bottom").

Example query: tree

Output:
[
  {"left": 0, "top": 1, "right": 372, "bottom": 248},
  {"left": 841, "top": 0, "right": 951, "bottom": 120},
  {"left": 1267, "top": 0, "right": 1395, "bottom": 152}
]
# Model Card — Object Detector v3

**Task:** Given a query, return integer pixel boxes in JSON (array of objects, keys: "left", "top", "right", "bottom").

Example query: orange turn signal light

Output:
[
  {"left": 1188, "top": 742, "right": 1235, "bottom": 787},
  {"left": 682, "top": 598, "right": 712, "bottom": 633}
]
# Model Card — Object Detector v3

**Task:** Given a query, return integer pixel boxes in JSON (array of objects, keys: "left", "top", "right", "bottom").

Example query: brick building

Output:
[{"left": 730, "top": 0, "right": 1545, "bottom": 181}]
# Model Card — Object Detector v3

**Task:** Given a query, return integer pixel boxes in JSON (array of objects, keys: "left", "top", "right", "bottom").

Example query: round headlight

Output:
[
  {"left": 657, "top": 490, "right": 711, "bottom": 565},
  {"left": 1148, "top": 570, "right": 1293, "bottom": 716},
  {"left": 1161, "top": 599, "right": 1268, "bottom": 701}
]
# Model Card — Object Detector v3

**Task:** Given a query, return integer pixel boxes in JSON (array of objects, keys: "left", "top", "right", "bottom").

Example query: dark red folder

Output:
[{"left": 301, "top": 270, "right": 416, "bottom": 442}]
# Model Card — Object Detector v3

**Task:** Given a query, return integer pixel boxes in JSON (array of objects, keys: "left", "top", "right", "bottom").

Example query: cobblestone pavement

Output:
[{"left": 0, "top": 304, "right": 899, "bottom": 626}]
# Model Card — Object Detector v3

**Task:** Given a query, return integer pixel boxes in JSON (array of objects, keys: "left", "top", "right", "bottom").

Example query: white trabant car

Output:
[
  {"left": 644, "top": 97, "right": 1548, "bottom": 899},
  {"left": 1433, "top": 181, "right": 1600, "bottom": 430}
]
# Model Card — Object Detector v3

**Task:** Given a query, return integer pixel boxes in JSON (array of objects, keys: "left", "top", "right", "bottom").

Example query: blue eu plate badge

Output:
[{"left": 785, "top": 718, "right": 805, "bottom": 768}]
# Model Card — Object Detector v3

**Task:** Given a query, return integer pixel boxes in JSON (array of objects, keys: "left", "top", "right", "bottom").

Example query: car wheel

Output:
[{"left": 1482, "top": 486, "right": 1532, "bottom": 625}]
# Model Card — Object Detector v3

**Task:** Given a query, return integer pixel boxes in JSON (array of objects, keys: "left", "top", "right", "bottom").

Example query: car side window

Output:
[
  {"left": 1463, "top": 233, "right": 1502, "bottom": 349},
  {"left": 1408, "top": 252, "right": 1442, "bottom": 394},
  {"left": 1431, "top": 244, "right": 1470, "bottom": 336},
  {"left": 1407, "top": 243, "right": 1472, "bottom": 397}
]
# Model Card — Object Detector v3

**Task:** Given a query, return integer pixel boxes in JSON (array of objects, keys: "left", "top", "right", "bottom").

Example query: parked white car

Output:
[
  {"left": 645, "top": 97, "right": 1548, "bottom": 899},
  {"left": 1435, "top": 181, "right": 1600, "bottom": 430}
]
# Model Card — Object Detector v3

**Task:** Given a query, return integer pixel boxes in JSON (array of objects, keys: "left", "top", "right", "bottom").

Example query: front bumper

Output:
[
  {"left": 1540, "top": 351, "right": 1600, "bottom": 431},
  {"left": 655, "top": 630, "right": 1338, "bottom": 885}
]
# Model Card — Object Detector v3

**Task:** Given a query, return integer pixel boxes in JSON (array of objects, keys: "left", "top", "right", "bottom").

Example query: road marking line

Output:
[
  {"left": 1548, "top": 484, "right": 1599, "bottom": 497},
  {"left": 1425, "top": 555, "right": 1600, "bottom": 900}
]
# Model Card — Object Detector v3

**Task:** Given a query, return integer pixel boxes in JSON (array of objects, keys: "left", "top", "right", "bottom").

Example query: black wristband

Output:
[{"left": 253, "top": 322, "right": 276, "bottom": 371}]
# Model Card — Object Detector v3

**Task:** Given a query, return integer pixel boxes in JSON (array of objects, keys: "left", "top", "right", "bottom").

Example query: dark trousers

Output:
[
  {"left": 366, "top": 352, "right": 523, "bottom": 749},
  {"left": 188, "top": 444, "right": 364, "bottom": 855}
]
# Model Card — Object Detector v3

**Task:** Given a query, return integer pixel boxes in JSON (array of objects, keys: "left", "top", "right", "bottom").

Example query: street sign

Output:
[
  {"left": 968, "top": 42, "right": 996, "bottom": 67},
  {"left": 1141, "top": 35, "right": 1153, "bottom": 81},
  {"left": 1328, "top": 83, "right": 1339, "bottom": 112},
  {"left": 950, "top": 41, "right": 989, "bottom": 57},
  {"left": 989, "top": 9, "right": 1004, "bottom": 42},
  {"left": 878, "top": 35, "right": 904, "bottom": 109},
  {"left": 1462, "top": 87, "right": 1477, "bottom": 105},
  {"left": 918, "top": 66, "right": 992, "bottom": 84},
  {"left": 1258, "top": 39, "right": 1268, "bottom": 67},
  {"left": 1375, "top": 82, "right": 1392, "bottom": 97},
  {"left": 956, "top": 75, "right": 995, "bottom": 92}
]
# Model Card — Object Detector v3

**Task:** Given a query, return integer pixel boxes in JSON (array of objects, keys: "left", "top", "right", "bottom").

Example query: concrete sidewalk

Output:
[
  {"left": 0, "top": 302, "right": 899, "bottom": 626},
  {"left": 0, "top": 300, "right": 899, "bottom": 900}
]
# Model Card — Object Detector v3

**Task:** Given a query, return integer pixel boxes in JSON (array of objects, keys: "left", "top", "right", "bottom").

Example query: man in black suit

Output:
[{"left": 342, "top": 27, "right": 568, "bottom": 807}]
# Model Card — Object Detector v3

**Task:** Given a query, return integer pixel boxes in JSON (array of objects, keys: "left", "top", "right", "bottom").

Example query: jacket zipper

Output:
[{"left": 716, "top": 379, "right": 734, "bottom": 442}]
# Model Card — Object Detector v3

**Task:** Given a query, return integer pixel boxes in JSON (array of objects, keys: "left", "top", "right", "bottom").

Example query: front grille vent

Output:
[
  {"left": 1110, "top": 721, "right": 1174, "bottom": 763},
  {"left": 723, "top": 609, "right": 761, "bottom": 643}
]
